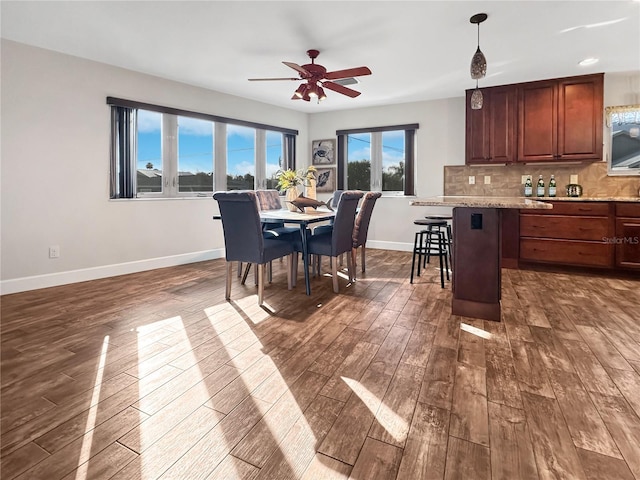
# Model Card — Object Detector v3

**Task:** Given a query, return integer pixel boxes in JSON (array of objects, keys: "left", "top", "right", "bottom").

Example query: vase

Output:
[
  {"left": 285, "top": 186, "right": 299, "bottom": 211},
  {"left": 305, "top": 179, "right": 317, "bottom": 213}
]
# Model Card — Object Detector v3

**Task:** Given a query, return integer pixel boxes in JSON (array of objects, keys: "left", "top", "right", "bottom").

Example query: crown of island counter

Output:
[{"left": 410, "top": 196, "right": 552, "bottom": 322}]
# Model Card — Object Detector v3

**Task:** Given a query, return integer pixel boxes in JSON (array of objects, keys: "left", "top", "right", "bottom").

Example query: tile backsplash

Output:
[{"left": 444, "top": 162, "right": 640, "bottom": 198}]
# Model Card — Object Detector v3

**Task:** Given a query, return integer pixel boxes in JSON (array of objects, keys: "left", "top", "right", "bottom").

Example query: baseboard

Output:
[
  {"left": 0, "top": 249, "right": 225, "bottom": 295},
  {"left": 367, "top": 240, "right": 414, "bottom": 252}
]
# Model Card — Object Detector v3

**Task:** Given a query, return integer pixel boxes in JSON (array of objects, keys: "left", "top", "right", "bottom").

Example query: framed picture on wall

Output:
[
  {"left": 312, "top": 139, "right": 336, "bottom": 166},
  {"left": 315, "top": 168, "right": 336, "bottom": 193}
]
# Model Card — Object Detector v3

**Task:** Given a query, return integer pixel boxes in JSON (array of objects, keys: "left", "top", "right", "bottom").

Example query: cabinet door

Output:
[
  {"left": 517, "top": 81, "right": 557, "bottom": 162},
  {"left": 615, "top": 217, "right": 640, "bottom": 270},
  {"left": 466, "top": 87, "right": 516, "bottom": 164},
  {"left": 466, "top": 89, "right": 490, "bottom": 164},
  {"left": 488, "top": 87, "right": 516, "bottom": 163},
  {"left": 557, "top": 75, "right": 603, "bottom": 161}
]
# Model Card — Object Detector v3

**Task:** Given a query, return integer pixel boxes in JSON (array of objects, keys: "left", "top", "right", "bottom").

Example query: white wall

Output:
[
  {"left": 308, "top": 98, "right": 465, "bottom": 249},
  {"left": 1, "top": 40, "right": 308, "bottom": 293}
]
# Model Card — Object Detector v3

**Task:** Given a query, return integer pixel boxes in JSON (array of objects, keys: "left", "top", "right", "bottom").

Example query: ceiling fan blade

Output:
[
  {"left": 248, "top": 77, "right": 300, "bottom": 81},
  {"left": 324, "top": 66, "right": 372, "bottom": 80},
  {"left": 322, "top": 81, "right": 361, "bottom": 98},
  {"left": 283, "top": 61, "right": 310, "bottom": 77}
]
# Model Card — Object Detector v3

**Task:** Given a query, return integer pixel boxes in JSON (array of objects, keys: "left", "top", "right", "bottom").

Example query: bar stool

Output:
[
  {"left": 410, "top": 219, "right": 450, "bottom": 288},
  {"left": 424, "top": 214, "right": 453, "bottom": 267}
]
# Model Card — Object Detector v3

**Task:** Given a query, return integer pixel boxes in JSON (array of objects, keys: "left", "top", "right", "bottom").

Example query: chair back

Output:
[
  {"left": 353, "top": 191, "right": 382, "bottom": 248},
  {"left": 330, "top": 190, "right": 344, "bottom": 208},
  {"left": 331, "top": 190, "right": 363, "bottom": 255},
  {"left": 255, "top": 189, "right": 282, "bottom": 211},
  {"left": 213, "top": 191, "right": 265, "bottom": 264}
]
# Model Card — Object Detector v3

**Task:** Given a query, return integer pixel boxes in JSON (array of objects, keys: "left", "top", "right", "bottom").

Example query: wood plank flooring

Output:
[{"left": 2, "top": 251, "right": 640, "bottom": 479}]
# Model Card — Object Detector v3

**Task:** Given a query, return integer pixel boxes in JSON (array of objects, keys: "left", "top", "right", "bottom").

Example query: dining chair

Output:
[
  {"left": 351, "top": 191, "right": 382, "bottom": 280},
  {"left": 213, "top": 191, "right": 295, "bottom": 306},
  {"left": 293, "top": 190, "right": 363, "bottom": 293},
  {"left": 255, "top": 189, "right": 300, "bottom": 237}
]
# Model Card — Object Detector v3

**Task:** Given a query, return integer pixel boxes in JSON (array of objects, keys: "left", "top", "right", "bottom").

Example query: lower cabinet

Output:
[
  {"left": 615, "top": 203, "right": 640, "bottom": 270},
  {"left": 519, "top": 201, "right": 615, "bottom": 269}
]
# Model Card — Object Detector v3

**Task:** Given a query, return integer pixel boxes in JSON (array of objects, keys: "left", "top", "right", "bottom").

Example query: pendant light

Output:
[{"left": 469, "top": 13, "right": 488, "bottom": 110}]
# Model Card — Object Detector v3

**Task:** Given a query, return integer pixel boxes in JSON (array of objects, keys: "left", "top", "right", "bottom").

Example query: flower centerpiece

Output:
[{"left": 276, "top": 166, "right": 317, "bottom": 211}]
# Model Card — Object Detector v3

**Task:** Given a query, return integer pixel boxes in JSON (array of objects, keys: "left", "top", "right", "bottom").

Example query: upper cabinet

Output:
[
  {"left": 465, "top": 86, "right": 516, "bottom": 164},
  {"left": 465, "top": 73, "right": 604, "bottom": 165},
  {"left": 518, "top": 74, "right": 603, "bottom": 162}
]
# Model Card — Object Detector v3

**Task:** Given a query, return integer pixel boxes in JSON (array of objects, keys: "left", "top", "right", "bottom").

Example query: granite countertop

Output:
[
  {"left": 410, "top": 196, "right": 553, "bottom": 209},
  {"left": 535, "top": 196, "right": 640, "bottom": 202}
]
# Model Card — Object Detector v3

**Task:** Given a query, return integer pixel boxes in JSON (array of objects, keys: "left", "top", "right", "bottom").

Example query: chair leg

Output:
[
  {"left": 361, "top": 245, "right": 366, "bottom": 273},
  {"left": 268, "top": 261, "right": 273, "bottom": 283},
  {"left": 241, "top": 263, "right": 251, "bottom": 285},
  {"left": 410, "top": 232, "right": 419, "bottom": 284},
  {"left": 287, "top": 254, "right": 292, "bottom": 290},
  {"left": 331, "top": 256, "right": 339, "bottom": 293},
  {"left": 237, "top": 261, "right": 242, "bottom": 278},
  {"left": 258, "top": 263, "right": 265, "bottom": 306},
  {"left": 347, "top": 251, "right": 354, "bottom": 284},
  {"left": 351, "top": 247, "right": 358, "bottom": 281},
  {"left": 291, "top": 252, "right": 298, "bottom": 287},
  {"left": 225, "top": 262, "right": 233, "bottom": 300}
]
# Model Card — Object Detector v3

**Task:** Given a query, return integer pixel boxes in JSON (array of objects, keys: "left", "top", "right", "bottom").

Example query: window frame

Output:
[
  {"left": 336, "top": 123, "right": 418, "bottom": 196},
  {"left": 108, "top": 97, "right": 297, "bottom": 199}
]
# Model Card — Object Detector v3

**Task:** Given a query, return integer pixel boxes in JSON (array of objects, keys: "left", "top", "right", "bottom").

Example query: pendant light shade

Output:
[
  {"left": 470, "top": 46, "right": 487, "bottom": 80},
  {"left": 469, "top": 13, "right": 488, "bottom": 109},
  {"left": 471, "top": 84, "right": 483, "bottom": 110}
]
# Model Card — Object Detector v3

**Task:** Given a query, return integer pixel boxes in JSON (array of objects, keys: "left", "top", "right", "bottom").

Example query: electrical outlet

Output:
[
  {"left": 49, "top": 245, "right": 60, "bottom": 259},
  {"left": 484, "top": 175, "right": 491, "bottom": 185},
  {"left": 521, "top": 175, "right": 530, "bottom": 184},
  {"left": 468, "top": 175, "right": 476, "bottom": 185},
  {"left": 570, "top": 174, "right": 578, "bottom": 184}
]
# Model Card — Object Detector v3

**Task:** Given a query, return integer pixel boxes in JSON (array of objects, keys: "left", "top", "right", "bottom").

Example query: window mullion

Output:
[
  {"left": 371, "top": 132, "right": 382, "bottom": 191},
  {"left": 163, "top": 115, "right": 178, "bottom": 197},
  {"left": 255, "top": 130, "right": 266, "bottom": 189},
  {"left": 214, "top": 123, "right": 227, "bottom": 191}
]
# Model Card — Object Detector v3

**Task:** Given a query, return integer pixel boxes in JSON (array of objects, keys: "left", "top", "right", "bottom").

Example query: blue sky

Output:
[
  {"left": 137, "top": 110, "right": 405, "bottom": 176},
  {"left": 136, "top": 110, "right": 283, "bottom": 177}
]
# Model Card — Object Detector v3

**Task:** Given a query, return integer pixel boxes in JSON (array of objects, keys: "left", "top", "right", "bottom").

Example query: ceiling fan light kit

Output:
[
  {"left": 469, "top": 12, "right": 488, "bottom": 110},
  {"left": 249, "top": 49, "right": 371, "bottom": 103}
]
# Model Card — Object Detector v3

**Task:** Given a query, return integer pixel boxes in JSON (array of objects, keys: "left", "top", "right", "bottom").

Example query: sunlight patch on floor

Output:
[
  {"left": 73, "top": 335, "right": 109, "bottom": 480},
  {"left": 460, "top": 322, "right": 492, "bottom": 339},
  {"left": 341, "top": 376, "right": 407, "bottom": 442}
]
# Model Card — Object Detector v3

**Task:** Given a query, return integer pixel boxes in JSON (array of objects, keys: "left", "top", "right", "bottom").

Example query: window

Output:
[
  {"left": 108, "top": 97, "right": 297, "bottom": 199},
  {"left": 337, "top": 124, "right": 417, "bottom": 196}
]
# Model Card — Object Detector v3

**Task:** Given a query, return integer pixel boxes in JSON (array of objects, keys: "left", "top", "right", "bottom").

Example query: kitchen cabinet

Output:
[
  {"left": 519, "top": 201, "right": 614, "bottom": 268},
  {"left": 615, "top": 203, "right": 640, "bottom": 270},
  {"left": 517, "top": 74, "right": 603, "bottom": 162},
  {"left": 465, "top": 86, "right": 517, "bottom": 164}
]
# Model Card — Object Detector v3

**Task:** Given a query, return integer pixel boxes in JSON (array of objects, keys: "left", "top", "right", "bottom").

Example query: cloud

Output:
[
  {"left": 137, "top": 110, "right": 161, "bottom": 133},
  {"left": 178, "top": 116, "right": 214, "bottom": 136},
  {"left": 229, "top": 160, "right": 256, "bottom": 176}
]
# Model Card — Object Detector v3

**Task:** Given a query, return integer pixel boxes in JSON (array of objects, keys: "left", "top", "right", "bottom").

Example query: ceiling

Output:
[{"left": 2, "top": 1, "right": 639, "bottom": 113}]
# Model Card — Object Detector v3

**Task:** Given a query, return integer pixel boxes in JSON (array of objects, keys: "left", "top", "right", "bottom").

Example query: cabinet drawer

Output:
[
  {"left": 522, "top": 201, "right": 610, "bottom": 216},
  {"left": 520, "top": 238, "right": 613, "bottom": 267},
  {"left": 520, "top": 215, "right": 609, "bottom": 241},
  {"left": 616, "top": 203, "right": 640, "bottom": 218},
  {"left": 615, "top": 217, "right": 640, "bottom": 270}
]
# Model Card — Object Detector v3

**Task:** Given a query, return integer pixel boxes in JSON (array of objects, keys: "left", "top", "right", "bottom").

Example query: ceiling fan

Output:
[{"left": 248, "top": 49, "right": 372, "bottom": 102}]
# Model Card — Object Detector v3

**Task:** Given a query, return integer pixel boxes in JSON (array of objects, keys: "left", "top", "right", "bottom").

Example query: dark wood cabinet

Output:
[
  {"left": 519, "top": 201, "right": 614, "bottom": 268},
  {"left": 465, "top": 73, "right": 604, "bottom": 165},
  {"left": 517, "top": 74, "right": 603, "bottom": 162},
  {"left": 465, "top": 87, "right": 516, "bottom": 164},
  {"left": 615, "top": 203, "right": 640, "bottom": 270}
]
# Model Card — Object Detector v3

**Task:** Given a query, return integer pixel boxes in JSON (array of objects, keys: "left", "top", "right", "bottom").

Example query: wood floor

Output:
[{"left": 2, "top": 250, "right": 640, "bottom": 480}]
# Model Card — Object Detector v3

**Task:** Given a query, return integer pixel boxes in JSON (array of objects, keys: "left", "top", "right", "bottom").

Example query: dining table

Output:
[{"left": 259, "top": 208, "right": 335, "bottom": 295}]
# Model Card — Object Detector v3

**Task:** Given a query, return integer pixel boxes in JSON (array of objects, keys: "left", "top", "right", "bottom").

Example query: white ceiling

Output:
[{"left": 2, "top": 1, "right": 639, "bottom": 113}]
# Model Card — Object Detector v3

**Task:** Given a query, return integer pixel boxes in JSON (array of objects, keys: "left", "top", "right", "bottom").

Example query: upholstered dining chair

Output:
[
  {"left": 293, "top": 190, "right": 363, "bottom": 293},
  {"left": 255, "top": 189, "right": 299, "bottom": 237},
  {"left": 213, "top": 191, "right": 294, "bottom": 306},
  {"left": 350, "top": 191, "right": 382, "bottom": 280}
]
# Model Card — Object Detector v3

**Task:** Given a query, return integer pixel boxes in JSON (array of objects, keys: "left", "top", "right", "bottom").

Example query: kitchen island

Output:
[{"left": 410, "top": 196, "right": 552, "bottom": 321}]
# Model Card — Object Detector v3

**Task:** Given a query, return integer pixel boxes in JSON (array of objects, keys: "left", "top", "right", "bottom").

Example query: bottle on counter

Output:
[
  {"left": 524, "top": 176, "right": 533, "bottom": 197},
  {"left": 548, "top": 175, "right": 557, "bottom": 197},
  {"left": 536, "top": 175, "right": 545, "bottom": 197}
]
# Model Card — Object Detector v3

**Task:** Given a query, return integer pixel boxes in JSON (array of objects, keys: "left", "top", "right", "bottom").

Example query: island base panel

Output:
[{"left": 453, "top": 207, "right": 502, "bottom": 321}]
